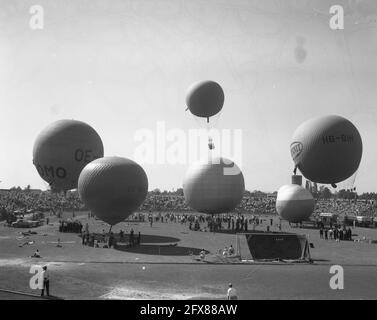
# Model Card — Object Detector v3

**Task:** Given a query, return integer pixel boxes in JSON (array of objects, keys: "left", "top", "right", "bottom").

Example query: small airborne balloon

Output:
[
  {"left": 295, "top": 46, "right": 307, "bottom": 63},
  {"left": 276, "top": 184, "right": 315, "bottom": 223},
  {"left": 186, "top": 80, "right": 224, "bottom": 121},
  {"left": 294, "top": 36, "right": 307, "bottom": 64},
  {"left": 290, "top": 115, "right": 362, "bottom": 186},
  {"left": 183, "top": 157, "right": 244, "bottom": 214},
  {"left": 33, "top": 119, "right": 104, "bottom": 192},
  {"left": 78, "top": 157, "right": 148, "bottom": 226}
]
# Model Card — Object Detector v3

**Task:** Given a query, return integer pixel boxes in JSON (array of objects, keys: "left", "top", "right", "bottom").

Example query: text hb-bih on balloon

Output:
[
  {"left": 276, "top": 184, "right": 315, "bottom": 223},
  {"left": 183, "top": 157, "right": 244, "bottom": 214},
  {"left": 33, "top": 119, "right": 104, "bottom": 192},
  {"left": 78, "top": 157, "right": 148, "bottom": 226},
  {"left": 290, "top": 115, "right": 362, "bottom": 185},
  {"left": 186, "top": 80, "right": 224, "bottom": 119}
]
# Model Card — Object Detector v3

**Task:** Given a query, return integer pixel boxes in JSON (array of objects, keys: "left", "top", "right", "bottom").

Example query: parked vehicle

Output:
[{"left": 11, "top": 219, "right": 41, "bottom": 228}]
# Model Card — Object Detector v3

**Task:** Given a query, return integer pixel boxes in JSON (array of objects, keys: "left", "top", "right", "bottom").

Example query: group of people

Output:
[
  {"left": 81, "top": 228, "right": 142, "bottom": 249},
  {"left": 168, "top": 212, "right": 266, "bottom": 233},
  {"left": 59, "top": 219, "right": 83, "bottom": 233},
  {"left": 319, "top": 226, "right": 353, "bottom": 241},
  {"left": 118, "top": 228, "right": 142, "bottom": 247},
  {"left": 218, "top": 245, "right": 236, "bottom": 257}
]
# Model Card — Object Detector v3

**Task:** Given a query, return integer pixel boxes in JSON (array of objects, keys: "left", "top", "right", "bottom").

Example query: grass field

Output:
[{"left": 1, "top": 211, "right": 377, "bottom": 299}]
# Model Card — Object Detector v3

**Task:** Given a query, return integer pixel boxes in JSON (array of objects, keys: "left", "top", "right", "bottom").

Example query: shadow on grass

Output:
[
  {"left": 114, "top": 244, "right": 209, "bottom": 256},
  {"left": 88, "top": 233, "right": 181, "bottom": 244},
  {"left": 212, "top": 229, "right": 295, "bottom": 235}
]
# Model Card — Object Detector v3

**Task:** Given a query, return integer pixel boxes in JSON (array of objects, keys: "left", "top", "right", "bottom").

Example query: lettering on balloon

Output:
[
  {"left": 36, "top": 164, "right": 45, "bottom": 177},
  {"left": 56, "top": 167, "right": 66, "bottom": 178},
  {"left": 322, "top": 135, "right": 354, "bottom": 144},
  {"left": 74, "top": 149, "right": 97, "bottom": 163},
  {"left": 290, "top": 142, "right": 303, "bottom": 160},
  {"left": 35, "top": 164, "right": 67, "bottom": 179},
  {"left": 45, "top": 165, "right": 55, "bottom": 178}
]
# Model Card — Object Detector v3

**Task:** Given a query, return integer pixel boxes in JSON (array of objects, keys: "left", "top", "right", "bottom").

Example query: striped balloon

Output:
[
  {"left": 183, "top": 157, "right": 244, "bottom": 214},
  {"left": 276, "top": 184, "right": 315, "bottom": 223}
]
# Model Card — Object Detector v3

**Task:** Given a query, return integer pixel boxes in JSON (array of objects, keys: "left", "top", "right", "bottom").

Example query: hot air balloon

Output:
[
  {"left": 290, "top": 115, "right": 362, "bottom": 187},
  {"left": 183, "top": 157, "right": 244, "bottom": 214},
  {"left": 33, "top": 119, "right": 104, "bottom": 192},
  {"left": 186, "top": 80, "right": 224, "bottom": 122},
  {"left": 276, "top": 184, "right": 315, "bottom": 223},
  {"left": 186, "top": 80, "right": 225, "bottom": 151},
  {"left": 78, "top": 157, "right": 148, "bottom": 227}
]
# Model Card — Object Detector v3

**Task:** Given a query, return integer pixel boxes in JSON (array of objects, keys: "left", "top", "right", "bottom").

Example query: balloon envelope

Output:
[
  {"left": 33, "top": 119, "right": 104, "bottom": 192},
  {"left": 186, "top": 80, "right": 224, "bottom": 119},
  {"left": 276, "top": 184, "right": 315, "bottom": 223},
  {"left": 183, "top": 157, "right": 244, "bottom": 214},
  {"left": 78, "top": 157, "right": 148, "bottom": 226},
  {"left": 290, "top": 115, "right": 362, "bottom": 184}
]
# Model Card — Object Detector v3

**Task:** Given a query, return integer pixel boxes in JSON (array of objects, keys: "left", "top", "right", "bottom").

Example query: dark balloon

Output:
[
  {"left": 183, "top": 157, "right": 244, "bottom": 214},
  {"left": 78, "top": 157, "right": 148, "bottom": 226},
  {"left": 33, "top": 119, "right": 104, "bottom": 192},
  {"left": 290, "top": 115, "right": 362, "bottom": 185},
  {"left": 276, "top": 184, "right": 315, "bottom": 223},
  {"left": 186, "top": 80, "right": 224, "bottom": 119}
]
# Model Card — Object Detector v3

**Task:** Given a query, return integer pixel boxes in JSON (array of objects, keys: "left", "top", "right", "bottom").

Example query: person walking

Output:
[
  {"left": 41, "top": 266, "right": 50, "bottom": 297},
  {"left": 227, "top": 283, "right": 238, "bottom": 300}
]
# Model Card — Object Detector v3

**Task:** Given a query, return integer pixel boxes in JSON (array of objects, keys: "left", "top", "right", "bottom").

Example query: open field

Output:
[{"left": 1, "top": 211, "right": 377, "bottom": 299}]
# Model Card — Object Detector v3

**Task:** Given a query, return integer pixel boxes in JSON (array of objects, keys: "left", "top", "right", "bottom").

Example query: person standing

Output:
[
  {"left": 41, "top": 266, "right": 50, "bottom": 297},
  {"left": 329, "top": 228, "right": 333, "bottom": 240},
  {"left": 227, "top": 283, "right": 238, "bottom": 300},
  {"left": 130, "top": 228, "right": 134, "bottom": 246}
]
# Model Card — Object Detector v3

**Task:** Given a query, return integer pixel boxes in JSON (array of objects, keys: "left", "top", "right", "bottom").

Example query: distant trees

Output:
[
  {"left": 175, "top": 188, "right": 184, "bottom": 196},
  {"left": 337, "top": 189, "right": 357, "bottom": 200},
  {"left": 359, "top": 192, "right": 377, "bottom": 200},
  {"left": 152, "top": 188, "right": 161, "bottom": 194},
  {"left": 318, "top": 186, "right": 332, "bottom": 199}
]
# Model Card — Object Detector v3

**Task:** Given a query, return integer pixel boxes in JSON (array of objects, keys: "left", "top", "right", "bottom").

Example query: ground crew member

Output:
[{"left": 227, "top": 283, "right": 238, "bottom": 300}]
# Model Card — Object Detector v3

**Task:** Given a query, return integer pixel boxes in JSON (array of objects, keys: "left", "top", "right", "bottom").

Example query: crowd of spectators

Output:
[
  {"left": 139, "top": 193, "right": 276, "bottom": 215},
  {"left": 1, "top": 189, "right": 377, "bottom": 225},
  {"left": 313, "top": 198, "right": 377, "bottom": 219},
  {"left": 0, "top": 189, "right": 82, "bottom": 222}
]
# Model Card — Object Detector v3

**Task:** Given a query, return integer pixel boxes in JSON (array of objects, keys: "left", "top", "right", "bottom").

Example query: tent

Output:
[{"left": 243, "top": 232, "right": 311, "bottom": 261}]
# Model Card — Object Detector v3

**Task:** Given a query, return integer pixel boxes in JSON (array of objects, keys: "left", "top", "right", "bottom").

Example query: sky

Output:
[{"left": 1, "top": 0, "right": 377, "bottom": 193}]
